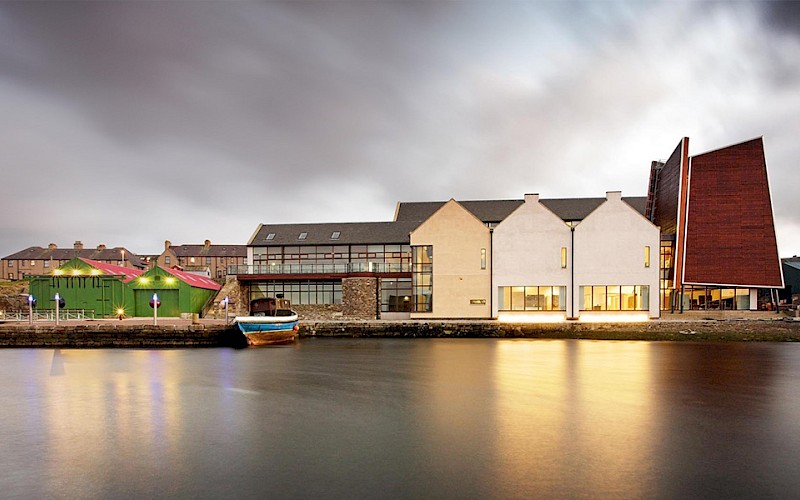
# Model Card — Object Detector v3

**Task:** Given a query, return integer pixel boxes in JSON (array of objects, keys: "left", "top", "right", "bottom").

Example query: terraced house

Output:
[{"left": 2, "top": 241, "right": 146, "bottom": 281}]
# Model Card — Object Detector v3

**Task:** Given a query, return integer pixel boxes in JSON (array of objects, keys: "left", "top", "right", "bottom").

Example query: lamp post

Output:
[
  {"left": 54, "top": 293, "right": 61, "bottom": 326},
  {"left": 221, "top": 296, "right": 230, "bottom": 325},
  {"left": 150, "top": 293, "right": 160, "bottom": 326},
  {"left": 27, "top": 294, "right": 35, "bottom": 325}
]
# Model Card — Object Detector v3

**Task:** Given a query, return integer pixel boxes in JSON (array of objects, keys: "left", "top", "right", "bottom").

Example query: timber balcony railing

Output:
[{"left": 228, "top": 262, "right": 411, "bottom": 276}]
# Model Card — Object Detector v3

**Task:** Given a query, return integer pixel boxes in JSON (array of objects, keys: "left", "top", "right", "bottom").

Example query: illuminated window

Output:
[
  {"left": 412, "top": 246, "right": 433, "bottom": 312},
  {"left": 579, "top": 285, "right": 649, "bottom": 311},
  {"left": 561, "top": 247, "right": 567, "bottom": 268},
  {"left": 644, "top": 246, "right": 651, "bottom": 268},
  {"left": 480, "top": 248, "right": 486, "bottom": 270},
  {"left": 497, "top": 286, "right": 566, "bottom": 311}
]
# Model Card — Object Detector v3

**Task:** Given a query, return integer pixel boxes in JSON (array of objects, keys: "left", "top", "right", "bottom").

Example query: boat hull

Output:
[{"left": 234, "top": 314, "right": 299, "bottom": 346}]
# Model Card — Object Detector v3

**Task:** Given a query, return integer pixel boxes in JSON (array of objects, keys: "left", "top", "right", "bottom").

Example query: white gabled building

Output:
[
  {"left": 492, "top": 193, "right": 572, "bottom": 321},
  {"left": 573, "top": 191, "right": 660, "bottom": 320},
  {"left": 409, "top": 199, "right": 492, "bottom": 319}
]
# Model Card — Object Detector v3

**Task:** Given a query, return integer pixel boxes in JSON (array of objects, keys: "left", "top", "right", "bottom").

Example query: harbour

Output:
[
  {"left": 1, "top": 317, "right": 800, "bottom": 348},
  {"left": 1, "top": 338, "right": 799, "bottom": 498}
]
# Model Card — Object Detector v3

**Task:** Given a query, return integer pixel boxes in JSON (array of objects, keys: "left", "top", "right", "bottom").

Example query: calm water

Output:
[{"left": 1, "top": 339, "right": 799, "bottom": 499}]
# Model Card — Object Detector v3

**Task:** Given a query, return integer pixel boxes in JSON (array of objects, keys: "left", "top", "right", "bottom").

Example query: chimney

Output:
[
  {"left": 74, "top": 240, "right": 83, "bottom": 250},
  {"left": 524, "top": 193, "right": 540, "bottom": 204},
  {"left": 606, "top": 191, "right": 622, "bottom": 201},
  {"left": 48, "top": 243, "right": 57, "bottom": 250},
  {"left": 97, "top": 244, "right": 106, "bottom": 251},
  {"left": 165, "top": 240, "right": 172, "bottom": 251},
  {"left": 204, "top": 239, "right": 211, "bottom": 249}
]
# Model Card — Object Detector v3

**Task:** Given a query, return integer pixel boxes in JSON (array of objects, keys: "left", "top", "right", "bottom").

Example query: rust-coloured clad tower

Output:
[{"left": 646, "top": 137, "right": 783, "bottom": 311}]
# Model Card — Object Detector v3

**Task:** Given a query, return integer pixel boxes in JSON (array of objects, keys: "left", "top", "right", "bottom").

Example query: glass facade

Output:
[
  {"left": 660, "top": 240, "right": 674, "bottom": 310},
  {"left": 412, "top": 246, "right": 433, "bottom": 312},
  {"left": 680, "top": 286, "right": 751, "bottom": 310},
  {"left": 250, "top": 280, "right": 342, "bottom": 305},
  {"left": 252, "top": 244, "right": 411, "bottom": 266},
  {"left": 381, "top": 278, "right": 412, "bottom": 312},
  {"left": 579, "top": 285, "right": 649, "bottom": 311},
  {"left": 498, "top": 286, "right": 567, "bottom": 311}
]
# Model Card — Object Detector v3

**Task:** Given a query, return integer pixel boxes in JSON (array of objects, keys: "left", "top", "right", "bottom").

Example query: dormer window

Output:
[
  {"left": 331, "top": 231, "right": 340, "bottom": 240},
  {"left": 266, "top": 233, "right": 275, "bottom": 241},
  {"left": 298, "top": 232, "right": 308, "bottom": 240}
]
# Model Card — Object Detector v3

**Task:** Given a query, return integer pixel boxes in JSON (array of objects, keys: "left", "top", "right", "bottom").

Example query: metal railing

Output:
[
  {"left": 1, "top": 309, "right": 95, "bottom": 321},
  {"left": 228, "top": 262, "right": 411, "bottom": 275}
]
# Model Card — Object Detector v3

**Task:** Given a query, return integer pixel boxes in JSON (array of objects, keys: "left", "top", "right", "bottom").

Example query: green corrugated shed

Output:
[
  {"left": 27, "top": 258, "right": 221, "bottom": 318},
  {"left": 27, "top": 257, "right": 136, "bottom": 318},
  {"left": 127, "top": 266, "right": 220, "bottom": 317}
]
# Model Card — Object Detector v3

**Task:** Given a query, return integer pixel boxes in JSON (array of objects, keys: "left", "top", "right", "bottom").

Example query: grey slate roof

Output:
[
  {"left": 2, "top": 246, "right": 146, "bottom": 268},
  {"left": 249, "top": 221, "right": 422, "bottom": 246},
  {"left": 249, "top": 195, "right": 648, "bottom": 247},
  {"left": 394, "top": 199, "right": 524, "bottom": 224},
  {"left": 395, "top": 197, "right": 648, "bottom": 223},
  {"left": 170, "top": 244, "right": 246, "bottom": 258}
]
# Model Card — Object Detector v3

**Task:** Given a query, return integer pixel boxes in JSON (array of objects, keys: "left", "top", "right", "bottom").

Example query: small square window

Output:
[
  {"left": 298, "top": 232, "right": 308, "bottom": 240},
  {"left": 266, "top": 233, "right": 275, "bottom": 241},
  {"left": 331, "top": 231, "right": 341, "bottom": 240}
]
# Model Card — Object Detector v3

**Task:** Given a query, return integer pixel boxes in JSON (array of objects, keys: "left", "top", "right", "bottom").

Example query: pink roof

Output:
[
  {"left": 79, "top": 258, "right": 144, "bottom": 283},
  {"left": 161, "top": 266, "right": 222, "bottom": 291}
]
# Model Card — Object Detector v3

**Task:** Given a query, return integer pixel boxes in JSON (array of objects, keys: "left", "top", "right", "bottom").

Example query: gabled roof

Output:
[
  {"left": 79, "top": 258, "right": 144, "bottom": 283},
  {"left": 395, "top": 197, "right": 647, "bottom": 223},
  {"left": 248, "top": 221, "right": 421, "bottom": 246},
  {"left": 783, "top": 261, "right": 800, "bottom": 272},
  {"left": 161, "top": 266, "right": 222, "bottom": 291},
  {"left": 3, "top": 245, "right": 146, "bottom": 268},
  {"left": 169, "top": 244, "right": 246, "bottom": 258}
]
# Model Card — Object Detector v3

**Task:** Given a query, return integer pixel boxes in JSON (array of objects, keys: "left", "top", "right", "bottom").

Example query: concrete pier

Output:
[{"left": 1, "top": 316, "right": 798, "bottom": 347}]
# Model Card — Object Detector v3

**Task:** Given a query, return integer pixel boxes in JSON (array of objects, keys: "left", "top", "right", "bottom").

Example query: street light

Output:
[
  {"left": 27, "top": 294, "right": 36, "bottom": 325},
  {"left": 54, "top": 293, "right": 65, "bottom": 326},
  {"left": 149, "top": 293, "right": 160, "bottom": 326},
  {"left": 221, "top": 296, "right": 230, "bottom": 325}
]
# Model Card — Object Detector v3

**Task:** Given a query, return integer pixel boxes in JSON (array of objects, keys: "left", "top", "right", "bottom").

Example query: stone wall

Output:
[
  {"left": 208, "top": 277, "right": 249, "bottom": 319},
  {"left": 292, "top": 304, "right": 344, "bottom": 321},
  {"left": 342, "top": 277, "right": 377, "bottom": 319},
  {"left": 0, "top": 324, "right": 240, "bottom": 347}
]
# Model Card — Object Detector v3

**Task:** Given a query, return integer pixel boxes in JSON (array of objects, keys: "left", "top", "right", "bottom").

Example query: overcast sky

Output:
[{"left": 1, "top": 0, "right": 798, "bottom": 258}]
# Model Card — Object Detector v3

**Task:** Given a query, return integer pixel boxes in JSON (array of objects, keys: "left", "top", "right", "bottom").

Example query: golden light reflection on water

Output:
[
  {"left": 492, "top": 340, "right": 656, "bottom": 498},
  {"left": 43, "top": 350, "right": 186, "bottom": 493}
]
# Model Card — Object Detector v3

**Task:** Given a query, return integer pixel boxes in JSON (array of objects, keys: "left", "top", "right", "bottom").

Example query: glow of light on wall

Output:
[
  {"left": 579, "top": 312, "right": 650, "bottom": 323},
  {"left": 53, "top": 269, "right": 64, "bottom": 275},
  {"left": 164, "top": 277, "right": 176, "bottom": 285},
  {"left": 90, "top": 269, "right": 100, "bottom": 275},
  {"left": 497, "top": 312, "right": 566, "bottom": 323},
  {"left": 71, "top": 269, "right": 81, "bottom": 276},
  {"left": 139, "top": 277, "right": 150, "bottom": 284}
]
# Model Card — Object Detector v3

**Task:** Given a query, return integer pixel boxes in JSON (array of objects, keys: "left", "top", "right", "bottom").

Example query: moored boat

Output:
[{"left": 234, "top": 297, "right": 299, "bottom": 346}]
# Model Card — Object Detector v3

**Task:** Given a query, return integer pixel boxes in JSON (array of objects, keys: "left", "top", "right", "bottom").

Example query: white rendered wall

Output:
[
  {"left": 573, "top": 192, "right": 661, "bottom": 318},
  {"left": 492, "top": 194, "right": 572, "bottom": 318},
  {"left": 410, "top": 199, "right": 491, "bottom": 319}
]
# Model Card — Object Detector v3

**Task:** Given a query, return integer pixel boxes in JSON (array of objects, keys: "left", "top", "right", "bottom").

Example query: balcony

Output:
[{"left": 228, "top": 262, "right": 410, "bottom": 276}]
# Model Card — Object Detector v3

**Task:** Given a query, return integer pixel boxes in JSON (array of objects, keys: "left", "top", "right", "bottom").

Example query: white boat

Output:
[{"left": 234, "top": 297, "right": 299, "bottom": 346}]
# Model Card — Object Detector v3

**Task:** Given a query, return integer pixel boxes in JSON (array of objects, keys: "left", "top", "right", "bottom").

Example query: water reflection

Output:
[
  {"left": 0, "top": 340, "right": 798, "bottom": 498},
  {"left": 491, "top": 340, "right": 656, "bottom": 498}
]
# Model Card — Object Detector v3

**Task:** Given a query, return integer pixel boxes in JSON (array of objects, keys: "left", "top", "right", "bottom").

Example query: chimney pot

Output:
[
  {"left": 524, "top": 193, "right": 540, "bottom": 203},
  {"left": 74, "top": 240, "right": 83, "bottom": 250},
  {"left": 48, "top": 243, "right": 57, "bottom": 249}
]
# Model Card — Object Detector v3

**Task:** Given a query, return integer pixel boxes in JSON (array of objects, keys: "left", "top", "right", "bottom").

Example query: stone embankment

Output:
[
  {"left": 301, "top": 318, "right": 800, "bottom": 342},
  {"left": 1, "top": 318, "right": 799, "bottom": 347}
]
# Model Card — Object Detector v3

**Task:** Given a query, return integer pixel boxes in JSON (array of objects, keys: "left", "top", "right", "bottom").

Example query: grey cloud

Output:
[{"left": 1, "top": 1, "right": 799, "bottom": 258}]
